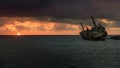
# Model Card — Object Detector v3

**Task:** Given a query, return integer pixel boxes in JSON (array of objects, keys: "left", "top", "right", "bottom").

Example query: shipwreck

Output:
[{"left": 80, "top": 16, "right": 107, "bottom": 41}]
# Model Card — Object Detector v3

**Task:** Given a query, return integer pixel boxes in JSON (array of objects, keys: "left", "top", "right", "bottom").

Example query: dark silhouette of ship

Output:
[
  {"left": 80, "top": 16, "right": 107, "bottom": 41},
  {"left": 111, "top": 36, "right": 120, "bottom": 40}
]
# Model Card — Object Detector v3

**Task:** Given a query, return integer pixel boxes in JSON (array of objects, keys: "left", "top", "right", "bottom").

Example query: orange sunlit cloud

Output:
[
  {"left": 0, "top": 17, "right": 120, "bottom": 35},
  {"left": 98, "top": 19, "right": 114, "bottom": 24},
  {"left": 0, "top": 17, "right": 80, "bottom": 35},
  {"left": 106, "top": 27, "right": 120, "bottom": 35},
  {"left": 97, "top": 18, "right": 115, "bottom": 28}
]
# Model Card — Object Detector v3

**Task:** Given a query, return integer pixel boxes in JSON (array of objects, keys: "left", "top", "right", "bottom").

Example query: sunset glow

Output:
[
  {"left": 0, "top": 17, "right": 119, "bottom": 35},
  {"left": 17, "top": 32, "right": 20, "bottom": 35},
  {"left": 0, "top": 17, "right": 80, "bottom": 35}
]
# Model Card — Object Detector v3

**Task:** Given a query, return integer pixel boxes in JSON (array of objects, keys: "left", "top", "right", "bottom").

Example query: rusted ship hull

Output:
[{"left": 80, "top": 31, "right": 107, "bottom": 41}]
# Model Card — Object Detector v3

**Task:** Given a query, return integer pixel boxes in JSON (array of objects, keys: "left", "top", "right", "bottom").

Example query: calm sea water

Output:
[{"left": 0, "top": 35, "right": 120, "bottom": 68}]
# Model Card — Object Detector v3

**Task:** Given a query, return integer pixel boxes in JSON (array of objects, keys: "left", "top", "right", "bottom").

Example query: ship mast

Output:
[
  {"left": 80, "top": 23, "right": 85, "bottom": 31},
  {"left": 91, "top": 16, "right": 97, "bottom": 27}
]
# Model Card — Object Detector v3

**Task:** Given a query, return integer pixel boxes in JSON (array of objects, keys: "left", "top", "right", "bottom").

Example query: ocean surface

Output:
[{"left": 0, "top": 35, "right": 120, "bottom": 68}]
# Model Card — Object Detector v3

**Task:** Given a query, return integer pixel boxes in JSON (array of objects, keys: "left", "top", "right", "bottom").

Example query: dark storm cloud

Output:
[
  {"left": 0, "top": 0, "right": 79, "bottom": 16},
  {"left": 0, "top": 0, "right": 120, "bottom": 19},
  {"left": 0, "top": 0, "right": 120, "bottom": 27}
]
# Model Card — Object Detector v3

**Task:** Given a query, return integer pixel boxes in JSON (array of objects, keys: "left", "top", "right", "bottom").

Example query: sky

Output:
[{"left": 0, "top": 0, "right": 120, "bottom": 35}]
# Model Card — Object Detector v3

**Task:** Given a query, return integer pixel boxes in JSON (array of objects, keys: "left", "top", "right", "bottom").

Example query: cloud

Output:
[
  {"left": 0, "top": 17, "right": 120, "bottom": 35},
  {"left": 0, "top": 17, "right": 80, "bottom": 33},
  {"left": 0, "top": 0, "right": 119, "bottom": 20}
]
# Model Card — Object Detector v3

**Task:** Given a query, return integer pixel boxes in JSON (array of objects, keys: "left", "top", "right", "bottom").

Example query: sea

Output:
[{"left": 0, "top": 35, "right": 120, "bottom": 68}]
